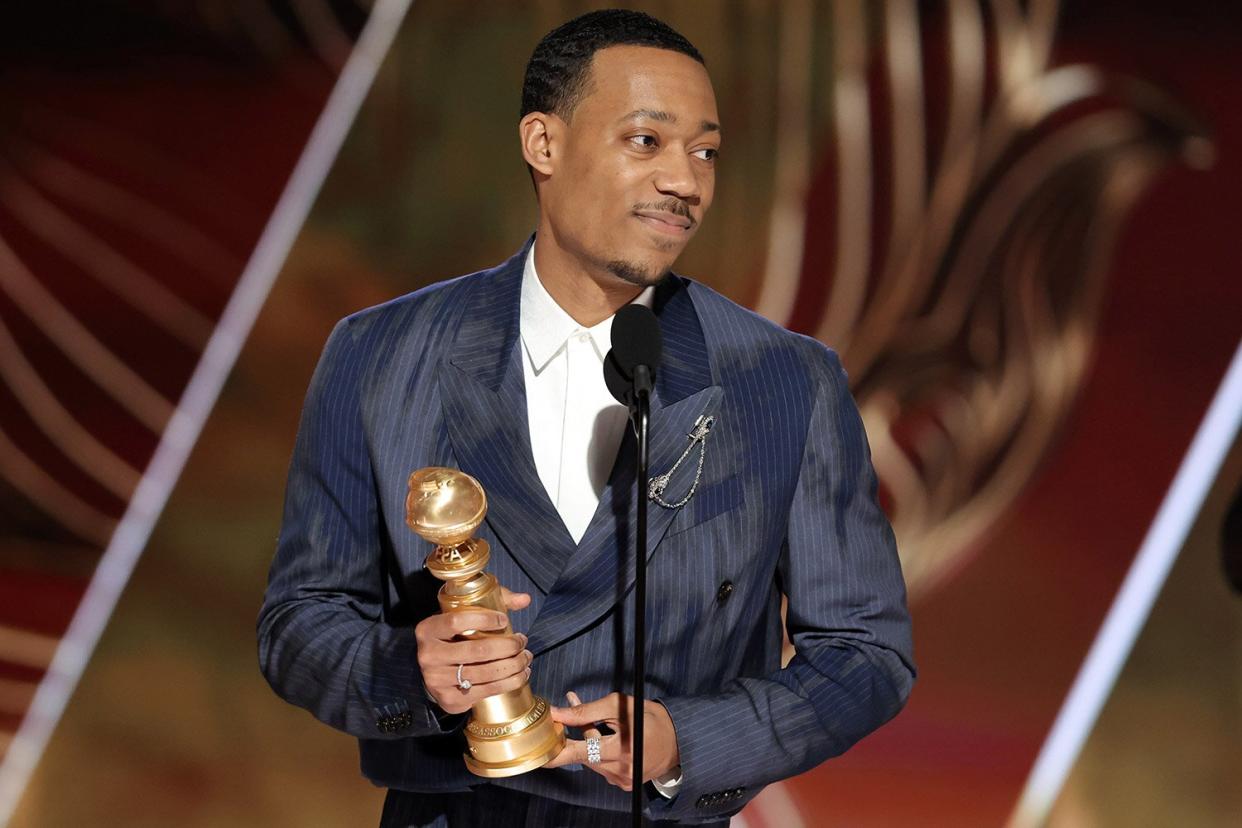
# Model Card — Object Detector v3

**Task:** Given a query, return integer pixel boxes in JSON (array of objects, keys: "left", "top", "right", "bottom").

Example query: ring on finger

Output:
[
  {"left": 456, "top": 663, "right": 472, "bottom": 692},
  {"left": 585, "top": 735, "right": 602, "bottom": 765}
]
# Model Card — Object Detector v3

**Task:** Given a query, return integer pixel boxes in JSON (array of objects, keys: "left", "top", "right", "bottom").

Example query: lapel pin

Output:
[{"left": 648, "top": 414, "right": 715, "bottom": 508}]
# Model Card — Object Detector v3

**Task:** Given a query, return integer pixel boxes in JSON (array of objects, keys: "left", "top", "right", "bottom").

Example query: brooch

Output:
[{"left": 648, "top": 415, "right": 715, "bottom": 508}]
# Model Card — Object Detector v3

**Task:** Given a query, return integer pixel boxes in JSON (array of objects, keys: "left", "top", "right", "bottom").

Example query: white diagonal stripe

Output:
[{"left": 0, "top": 1, "right": 415, "bottom": 822}]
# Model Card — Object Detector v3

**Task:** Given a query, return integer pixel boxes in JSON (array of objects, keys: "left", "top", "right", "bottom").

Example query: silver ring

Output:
[
  {"left": 585, "top": 735, "right": 602, "bottom": 765},
  {"left": 456, "top": 663, "right": 471, "bottom": 692}
]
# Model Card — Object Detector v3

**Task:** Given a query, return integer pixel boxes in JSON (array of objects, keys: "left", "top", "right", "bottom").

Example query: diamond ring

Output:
[
  {"left": 456, "top": 663, "right": 471, "bottom": 692},
  {"left": 585, "top": 735, "right": 602, "bottom": 765}
]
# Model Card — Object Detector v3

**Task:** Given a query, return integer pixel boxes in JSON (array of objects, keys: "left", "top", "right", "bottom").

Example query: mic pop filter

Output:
[{"left": 610, "top": 304, "right": 662, "bottom": 377}]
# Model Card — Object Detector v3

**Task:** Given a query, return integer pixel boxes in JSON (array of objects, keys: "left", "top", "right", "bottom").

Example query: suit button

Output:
[{"left": 716, "top": 581, "right": 734, "bottom": 604}]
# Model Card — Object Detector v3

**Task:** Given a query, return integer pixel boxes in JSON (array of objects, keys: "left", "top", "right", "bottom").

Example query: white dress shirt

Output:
[
  {"left": 518, "top": 245, "right": 682, "bottom": 797},
  {"left": 519, "top": 246, "right": 653, "bottom": 543}
]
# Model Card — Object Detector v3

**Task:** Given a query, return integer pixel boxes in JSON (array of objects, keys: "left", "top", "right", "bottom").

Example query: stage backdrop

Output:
[{"left": 1, "top": 2, "right": 1239, "bottom": 826}]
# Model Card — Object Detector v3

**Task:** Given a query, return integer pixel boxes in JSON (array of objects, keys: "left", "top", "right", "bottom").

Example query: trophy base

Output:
[{"left": 464, "top": 721, "right": 565, "bottom": 778}]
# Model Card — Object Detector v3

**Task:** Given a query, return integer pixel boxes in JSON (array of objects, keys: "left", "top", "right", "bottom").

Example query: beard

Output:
[{"left": 605, "top": 258, "right": 672, "bottom": 287}]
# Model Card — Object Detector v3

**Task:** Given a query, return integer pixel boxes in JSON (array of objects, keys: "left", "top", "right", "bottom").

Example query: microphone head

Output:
[{"left": 610, "top": 304, "right": 663, "bottom": 377}]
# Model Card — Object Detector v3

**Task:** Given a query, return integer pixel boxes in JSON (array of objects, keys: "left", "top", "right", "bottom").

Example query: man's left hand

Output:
[{"left": 545, "top": 691, "right": 680, "bottom": 791}]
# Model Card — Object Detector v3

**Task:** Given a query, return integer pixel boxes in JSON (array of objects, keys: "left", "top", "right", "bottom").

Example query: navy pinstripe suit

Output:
[{"left": 258, "top": 239, "right": 915, "bottom": 825}]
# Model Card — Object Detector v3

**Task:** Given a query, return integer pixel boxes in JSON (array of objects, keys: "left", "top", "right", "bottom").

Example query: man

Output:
[{"left": 259, "top": 9, "right": 914, "bottom": 827}]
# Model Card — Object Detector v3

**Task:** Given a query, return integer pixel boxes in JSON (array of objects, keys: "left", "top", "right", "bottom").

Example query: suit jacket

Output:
[{"left": 258, "top": 240, "right": 915, "bottom": 823}]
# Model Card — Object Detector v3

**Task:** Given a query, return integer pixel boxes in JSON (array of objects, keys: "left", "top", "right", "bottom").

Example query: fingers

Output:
[
  {"left": 415, "top": 609, "right": 530, "bottom": 714},
  {"left": 429, "top": 665, "right": 533, "bottom": 715},
  {"left": 542, "top": 734, "right": 624, "bottom": 766},
  {"left": 590, "top": 739, "right": 634, "bottom": 790},
  {"left": 417, "top": 624, "right": 526, "bottom": 668},
  {"left": 428, "top": 648, "right": 532, "bottom": 689},
  {"left": 450, "top": 632, "right": 528, "bottom": 665},
  {"left": 544, "top": 736, "right": 633, "bottom": 788},
  {"left": 565, "top": 690, "right": 605, "bottom": 741},
  {"left": 550, "top": 691, "right": 625, "bottom": 727},
  {"left": 415, "top": 609, "right": 509, "bottom": 645},
  {"left": 417, "top": 632, "right": 527, "bottom": 691},
  {"left": 544, "top": 691, "right": 633, "bottom": 788},
  {"left": 500, "top": 586, "right": 531, "bottom": 612},
  {"left": 543, "top": 736, "right": 587, "bottom": 769},
  {"left": 547, "top": 692, "right": 675, "bottom": 791},
  {"left": 545, "top": 691, "right": 598, "bottom": 768}
]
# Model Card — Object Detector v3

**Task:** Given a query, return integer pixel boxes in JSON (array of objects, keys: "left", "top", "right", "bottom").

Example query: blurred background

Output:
[{"left": 0, "top": 1, "right": 1239, "bottom": 825}]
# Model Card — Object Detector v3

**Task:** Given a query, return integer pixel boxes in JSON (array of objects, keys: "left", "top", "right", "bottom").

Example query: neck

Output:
[{"left": 532, "top": 227, "right": 644, "bottom": 328}]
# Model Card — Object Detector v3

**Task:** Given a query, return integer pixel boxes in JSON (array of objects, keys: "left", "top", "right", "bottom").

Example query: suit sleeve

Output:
[
  {"left": 257, "top": 318, "right": 460, "bottom": 740},
  {"left": 649, "top": 345, "right": 915, "bottom": 821}
]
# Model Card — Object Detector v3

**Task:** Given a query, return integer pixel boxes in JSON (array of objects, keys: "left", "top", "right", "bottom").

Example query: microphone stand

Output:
[
  {"left": 603, "top": 308, "right": 661, "bottom": 827},
  {"left": 631, "top": 364, "right": 653, "bottom": 828}
]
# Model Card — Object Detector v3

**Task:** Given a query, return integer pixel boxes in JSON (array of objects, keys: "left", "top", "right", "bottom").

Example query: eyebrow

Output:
[{"left": 621, "top": 108, "right": 720, "bottom": 134}]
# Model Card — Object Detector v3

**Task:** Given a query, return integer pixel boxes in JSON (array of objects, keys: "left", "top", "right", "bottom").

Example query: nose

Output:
[{"left": 653, "top": 147, "right": 700, "bottom": 203}]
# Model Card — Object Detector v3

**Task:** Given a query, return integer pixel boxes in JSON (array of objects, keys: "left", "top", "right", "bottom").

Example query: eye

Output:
[
  {"left": 628, "top": 134, "right": 658, "bottom": 150},
  {"left": 692, "top": 147, "right": 719, "bottom": 162}
]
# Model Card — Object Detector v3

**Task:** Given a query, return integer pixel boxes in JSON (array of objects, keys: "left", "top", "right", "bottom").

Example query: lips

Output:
[{"left": 634, "top": 210, "right": 694, "bottom": 234}]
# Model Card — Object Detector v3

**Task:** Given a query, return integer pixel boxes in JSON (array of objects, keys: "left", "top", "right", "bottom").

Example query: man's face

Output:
[{"left": 539, "top": 45, "right": 720, "bottom": 287}]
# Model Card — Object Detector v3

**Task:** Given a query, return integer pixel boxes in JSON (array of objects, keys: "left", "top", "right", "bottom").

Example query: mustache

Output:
[{"left": 632, "top": 198, "right": 696, "bottom": 228}]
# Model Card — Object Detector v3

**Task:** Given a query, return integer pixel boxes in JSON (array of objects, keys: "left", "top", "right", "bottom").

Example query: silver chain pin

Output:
[{"left": 648, "top": 415, "right": 715, "bottom": 508}]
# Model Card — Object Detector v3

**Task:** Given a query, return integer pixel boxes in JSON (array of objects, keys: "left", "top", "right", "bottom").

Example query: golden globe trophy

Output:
[{"left": 405, "top": 466, "right": 565, "bottom": 777}]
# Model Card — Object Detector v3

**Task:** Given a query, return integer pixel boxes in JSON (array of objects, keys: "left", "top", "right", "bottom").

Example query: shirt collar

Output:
[{"left": 520, "top": 242, "right": 655, "bottom": 371}]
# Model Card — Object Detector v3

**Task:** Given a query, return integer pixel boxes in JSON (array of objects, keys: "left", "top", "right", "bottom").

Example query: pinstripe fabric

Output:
[
  {"left": 258, "top": 239, "right": 915, "bottom": 825},
  {"left": 378, "top": 784, "right": 728, "bottom": 827}
]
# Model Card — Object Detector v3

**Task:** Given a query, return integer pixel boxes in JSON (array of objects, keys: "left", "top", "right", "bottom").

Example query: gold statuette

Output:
[{"left": 405, "top": 466, "right": 565, "bottom": 778}]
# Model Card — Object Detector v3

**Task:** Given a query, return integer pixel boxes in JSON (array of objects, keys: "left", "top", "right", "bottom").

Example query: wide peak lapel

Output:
[
  {"left": 440, "top": 242, "right": 576, "bottom": 593},
  {"left": 654, "top": 276, "right": 715, "bottom": 403},
  {"left": 526, "top": 276, "right": 720, "bottom": 653},
  {"left": 447, "top": 244, "right": 526, "bottom": 392}
]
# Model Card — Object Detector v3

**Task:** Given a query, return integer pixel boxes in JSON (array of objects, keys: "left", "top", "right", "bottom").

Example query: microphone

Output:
[
  {"left": 602, "top": 302, "right": 661, "bottom": 826},
  {"left": 605, "top": 304, "right": 663, "bottom": 406},
  {"left": 603, "top": 352, "right": 632, "bottom": 408}
]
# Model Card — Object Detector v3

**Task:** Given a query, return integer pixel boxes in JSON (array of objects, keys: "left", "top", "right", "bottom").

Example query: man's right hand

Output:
[{"left": 413, "top": 588, "right": 533, "bottom": 715}]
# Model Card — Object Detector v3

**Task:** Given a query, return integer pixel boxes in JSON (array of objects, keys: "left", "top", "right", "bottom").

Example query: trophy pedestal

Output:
[
  {"left": 439, "top": 568, "right": 566, "bottom": 777},
  {"left": 462, "top": 685, "right": 565, "bottom": 778}
]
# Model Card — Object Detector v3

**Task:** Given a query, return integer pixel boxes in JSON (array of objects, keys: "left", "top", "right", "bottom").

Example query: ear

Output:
[{"left": 519, "top": 112, "right": 560, "bottom": 176}]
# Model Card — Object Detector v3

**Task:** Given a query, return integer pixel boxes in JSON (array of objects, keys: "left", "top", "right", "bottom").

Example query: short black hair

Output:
[{"left": 520, "top": 9, "right": 704, "bottom": 122}]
